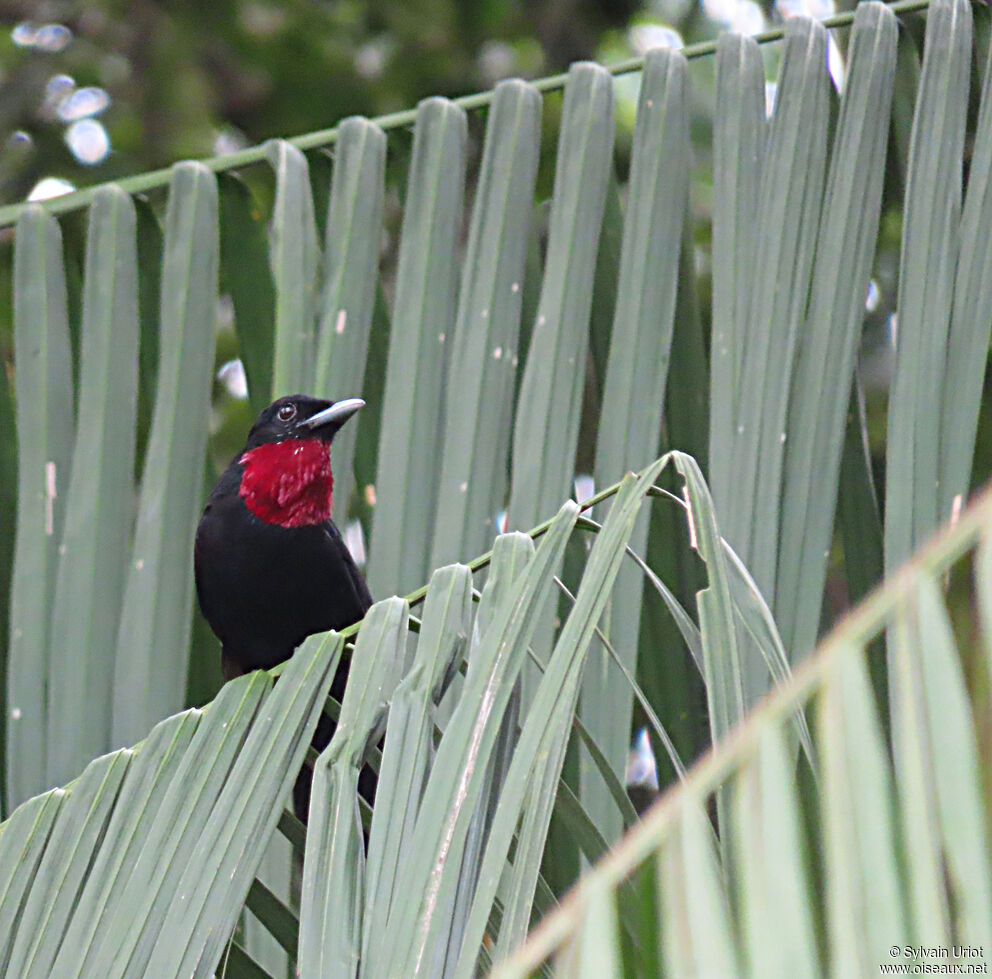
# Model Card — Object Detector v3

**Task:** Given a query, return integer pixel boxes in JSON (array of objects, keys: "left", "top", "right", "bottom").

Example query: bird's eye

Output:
[{"left": 277, "top": 403, "right": 297, "bottom": 422}]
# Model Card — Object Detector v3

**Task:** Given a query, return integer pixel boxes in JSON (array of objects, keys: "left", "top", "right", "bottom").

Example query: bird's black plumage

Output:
[{"left": 194, "top": 394, "right": 372, "bottom": 818}]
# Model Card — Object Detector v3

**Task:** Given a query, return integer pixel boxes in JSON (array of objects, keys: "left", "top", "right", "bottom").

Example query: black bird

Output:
[{"left": 195, "top": 394, "right": 372, "bottom": 816}]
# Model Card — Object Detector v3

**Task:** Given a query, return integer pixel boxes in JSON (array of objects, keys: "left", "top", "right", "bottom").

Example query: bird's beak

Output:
[{"left": 300, "top": 398, "right": 365, "bottom": 434}]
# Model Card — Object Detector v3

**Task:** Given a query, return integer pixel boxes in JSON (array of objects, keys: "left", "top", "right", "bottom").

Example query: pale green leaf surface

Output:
[
  {"left": 776, "top": 2, "right": 898, "bottom": 659},
  {"left": 314, "top": 116, "right": 387, "bottom": 513},
  {"left": 265, "top": 139, "right": 320, "bottom": 396},
  {"left": 143, "top": 634, "right": 341, "bottom": 978},
  {"left": 585, "top": 46, "right": 689, "bottom": 845},
  {"left": 508, "top": 61, "right": 614, "bottom": 709},
  {"left": 457, "top": 463, "right": 666, "bottom": 977},
  {"left": 821, "top": 648, "right": 907, "bottom": 979},
  {"left": 432, "top": 79, "right": 542, "bottom": 569},
  {"left": 298, "top": 604, "right": 408, "bottom": 978},
  {"left": 508, "top": 62, "right": 615, "bottom": 534},
  {"left": 6, "top": 206, "right": 74, "bottom": 808},
  {"left": 384, "top": 503, "right": 578, "bottom": 977},
  {"left": 898, "top": 577, "right": 992, "bottom": 944},
  {"left": 728, "top": 16, "right": 830, "bottom": 609},
  {"left": 10, "top": 749, "right": 131, "bottom": 979},
  {"left": 368, "top": 97, "right": 467, "bottom": 597},
  {"left": 660, "top": 797, "right": 739, "bottom": 979},
  {"left": 556, "top": 881, "right": 622, "bottom": 978},
  {"left": 496, "top": 474, "right": 992, "bottom": 979},
  {"left": 332, "top": 597, "right": 409, "bottom": 756},
  {"left": 940, "top": 25, "right": 992, "bottom": 514},
  {"left": 46, "top": 185, "right": 139, "bottom": 788},
  {"left": 977, "top": 528, "right": 992, "bottom": 683},
  {"left": 83, "top": 673, "right": 271, "bottom": 978},
  {"left": 886, "top": 0, "right": 971, "bottom": 570},
  {"left": 708, "top": 33, "right": 765, "bottom": 515},
  {"left": 363, "top": 568, "right": 472, "bottom": 973},
  {"left": 439, "top": 548, "right": 529, "bottom": 979},
  {"left": 112, "top": 162, "right": 219, "bottom": 748},
  {"left": 0, "top": 789, "right": 65, "bottom": 972},
  {"left": 733, "top": 726, "right": 819, "bottom": 979},
  {"left": 891, "top": 586, "right": 953, "bottom": 946},
  {"left": 52, "top": 710, "right": 200, "bottom": 979},
  {"left": 722, "top": 541, "right": 815, "bottom": 765},
  {"left": 472, "top": 532, "right": 536, "bottom": 656},
  {"left": 673, "top": 453, "right": 744, "bottom": 751}
]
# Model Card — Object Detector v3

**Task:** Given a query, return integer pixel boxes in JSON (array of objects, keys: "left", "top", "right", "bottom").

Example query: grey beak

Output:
[{"left": 301, "top": 398, "right": 365, "bottom": 432}]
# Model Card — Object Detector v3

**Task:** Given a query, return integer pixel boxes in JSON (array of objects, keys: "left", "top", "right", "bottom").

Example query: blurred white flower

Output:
[
  {"left": 343, "top": 519, "right": 367, "bottom": 567},
  {"left": 625, "top": 728, "right": 659, "bottom": 790},
  {"left": 27, "top": 176, "right": 75, "bottom": 201},
  {"left": 217, "top": 359, "right": 249, "bottom": 400},
  {"left": 574, "top": 474, "right": 595, "bottom": 505},
  {"left": 866, "top": 279, "right": 880, "bottom": 314},
  {"left": 65, "top": 119, "right": 110, "bottom": 164},
  {"left": 478, "top": 41, "right": 516, "bottom": 85},
  {"left": 629, "top": 23, "right": 684, "bottom": 52},
  {"left": 703, "top": 0, "right": 766, "bottom": 34},
  {"left": 58, "top": 86, "right": 111, "bottom": 122},
  {"left": 13, "top": 22, "right": 73, "bottom": 52}
]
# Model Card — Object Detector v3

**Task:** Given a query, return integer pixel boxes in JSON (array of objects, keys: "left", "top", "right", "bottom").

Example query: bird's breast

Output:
[{"left": 238, "top": 438, "right": 334, "bottom": 528}]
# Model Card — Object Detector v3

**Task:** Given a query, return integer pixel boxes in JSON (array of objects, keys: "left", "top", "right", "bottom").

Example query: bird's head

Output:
[
  {"left": 244, "top": 394, "right": 365, "bottom": 449},
  {"left": 238, "top": 394, "right": 364, "bottom": 528}
]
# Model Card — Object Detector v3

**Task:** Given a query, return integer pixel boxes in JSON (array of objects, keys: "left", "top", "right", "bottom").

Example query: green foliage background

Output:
[{"left": 0, "top": 0, "right": 990, "bottom": 975}]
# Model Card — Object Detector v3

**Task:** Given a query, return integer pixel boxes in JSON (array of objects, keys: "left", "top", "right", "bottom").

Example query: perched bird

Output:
[{"left": 195, "top": 394, "right": 372, "bottom": 817}]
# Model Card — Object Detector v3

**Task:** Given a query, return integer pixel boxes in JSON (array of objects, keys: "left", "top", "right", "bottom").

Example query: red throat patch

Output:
[{"left": 239, "top": 438, "right": 334, "bottom": 528}]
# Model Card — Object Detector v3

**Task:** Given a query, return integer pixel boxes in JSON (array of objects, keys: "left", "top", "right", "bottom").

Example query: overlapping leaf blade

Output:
[
  {"left": 52, "top": 710, "right": 201, "bottom": 979},
  {"left": 455, "top": 461, "right": 667, "bottom": 977},
  {"left": 84, "top": 673, "right": 272, "bottom": 977},
  {"left": 112, "top": 161, "right": 219, "bottom": 747},
  {"left": 361, "top": 566, "right": 472, "bottom": 975},
  {"left": 891, "top": 577, "right": 992, "bottom": 944},
  {"left": 9, "top": 749, "right": 132, "bottom": 979},
  {"left": 508, "top": 62, "right": 615, "bottom": 533},
  {"left": 6, "top": 206, "right": 75, "bottom": 809},
  {"left": 658, "top": 796, "right": 739, "bottom": 978},
  {"left": 940, "top": 18, "right": 992, "bottom": 513},
  {"left": 143, "top": 634, "right": 341, "bottom": 977},
  {"left": 586, "top": 47, "right": 689, "bottom": 844},
  {"left": 777, "top": 2, "right": 898, "bottom": 659},
  {"left": 821, "top": 649, "right": 907, "bottom": 978},
  {"left": 297, "top": 601, "right": 408, "bottom": 978},
  {"left": 431, "top": 79, "right": 541, "bottom": 569},
  {"left": 314, "top": 116, "right": 387, "bottom": 513},
  {"left": 383, "top": 503, "right": 578, "bottom": 976},
  {"left": 733, "top": 726, "right": 819, "bottom": 979},
  {"left": 368, "top": 97, "right": 467, "bottom": 597},
  {"left": 0, "top": 789, "right": 65, "bottom": 973},
  {"left": 886, "top": 0, "right": 971, "bottom": 570},
  {"left": 727, "top": 17, "right": 830, "bottom": 611},
  {"left": 266, "top": 139, "right": 321, "bottom": 396},
  {"left": 708, "top": 33, "right": 765, "bottom": 517},
  {"left": 46, "top": 186, "right": 139, "bottom": 788}
]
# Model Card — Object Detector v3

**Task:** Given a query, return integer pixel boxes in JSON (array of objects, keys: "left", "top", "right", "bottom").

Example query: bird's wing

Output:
[{"left": 323, "top": 519, "right": 373, "bottom": 613}]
